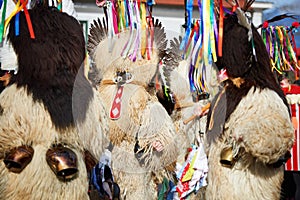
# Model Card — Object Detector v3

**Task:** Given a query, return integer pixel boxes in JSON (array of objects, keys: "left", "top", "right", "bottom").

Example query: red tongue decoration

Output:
[
  {"left": 96, "top": 0, "right": 106, "bottom": 7},
  {"left": 110, "top": 86, "right": 124, "bottom": 120}
]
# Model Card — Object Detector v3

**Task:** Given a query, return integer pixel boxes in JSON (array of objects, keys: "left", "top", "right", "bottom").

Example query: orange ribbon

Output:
[{"left": 21, "top": 0, "right": 35, "bottom": 39}]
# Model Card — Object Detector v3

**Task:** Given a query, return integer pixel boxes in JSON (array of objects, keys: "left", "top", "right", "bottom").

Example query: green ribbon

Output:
[
  {"left": 157, "top": 177, "right": 169, "bottom": 200},
  {"left": 0, "top": 0, "right": 7, "bottom": 43}
]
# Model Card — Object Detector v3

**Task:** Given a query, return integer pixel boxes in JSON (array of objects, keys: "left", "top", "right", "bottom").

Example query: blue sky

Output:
[
  {"left": 262, "top": 0, "right": 300, "bottom": 26},
  {"left": 268, "top": 0, "right": 300, "bottom": 12}
]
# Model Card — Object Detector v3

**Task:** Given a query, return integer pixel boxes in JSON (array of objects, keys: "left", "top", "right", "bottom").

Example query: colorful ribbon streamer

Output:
[
  {"left": 3, "top": 0, "right": 35, "bottom": 40},
  {"left": 102, "top": 0, "right": 154, "bottom": 62},
  {"left": 262, "top": 25, "right": 299, "bottom": 73},
  {"left": 180, "top": 0, "right": 218, "bottom": 95}
]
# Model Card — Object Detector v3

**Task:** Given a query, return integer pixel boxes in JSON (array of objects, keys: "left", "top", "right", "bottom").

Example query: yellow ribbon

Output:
[
  {"left": 210, "top": 25, "right": 217, "bottom": 62},
  {"left": 140, "top": 2, "right": 147, "bottom": 57},
  {"left": 3, "top": 0, "right": 23, "bottom": 35},
  {"left": 203, "top": 0, "right": 210, "bottom": 65},
  {"left": 118, "top": 1, "right": 125, "bottom": 31},
  {"left": 182, "top": 150, "right": 198, "bottom": 182},
  {"left": 271, "top": 59, "right": 282, "bottom": 74}
]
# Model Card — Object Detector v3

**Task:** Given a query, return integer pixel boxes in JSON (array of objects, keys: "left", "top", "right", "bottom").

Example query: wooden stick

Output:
[
  {"left": 0, "top": 73, "right": 11, "bottom": 86},
  {"left": 183, "top": 103, "right": 211, "bottom": 125}
]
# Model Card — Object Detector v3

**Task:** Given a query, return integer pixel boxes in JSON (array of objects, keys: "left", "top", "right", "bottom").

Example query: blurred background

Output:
[{"left": 72, "top": 0, "right": 299, "bottom": 55}]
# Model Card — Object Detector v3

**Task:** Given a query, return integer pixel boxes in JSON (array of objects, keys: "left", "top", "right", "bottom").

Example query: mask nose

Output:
[
  {"left": 46, "top": 145, "right": 78, "bottom": 181},
  {"left": 4, "top": 145, "right": 34, "bottom": 173}
]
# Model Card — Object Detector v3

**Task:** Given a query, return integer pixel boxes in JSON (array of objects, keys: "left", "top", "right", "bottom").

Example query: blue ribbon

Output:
[
  {"left": 180, "top": 0, "right": 193, "bottom": 51},
  {"left": 186, "top": 0, "right": 193, "bottom": 28},
  {"left": 124, "top": 0, "right": 129, "bottom": 28},
  {"left": 223, "top": 7, "right": 234, "bottom": 15},
  {"left": 147, "top": 0, "right": 155, "bottom": 6},
  {"left": 15, "top": 12, "right": 20, "bottom": 36}
]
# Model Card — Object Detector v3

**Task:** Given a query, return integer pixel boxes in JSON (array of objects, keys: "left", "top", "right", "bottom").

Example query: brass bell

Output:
[
  {"left": 220, "top": 146, "right": 234, "bottom": 168},
  {"left": 4, "top": 145, "right": 34, "bottom": 173},
  {"left": 46, "top": 145, "right": 78, "bottom": 181}
]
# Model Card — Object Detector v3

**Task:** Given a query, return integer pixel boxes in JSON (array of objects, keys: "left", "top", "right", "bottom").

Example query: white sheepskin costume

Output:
[
  {"left": 0, "top": 5, "right": 108, "bottom": 200},
  {"left": 204, "top": 7, "right": 295, "bottom": 200},
  {"left": 87, "top": 7, "right": 179, "bottom": 200}
]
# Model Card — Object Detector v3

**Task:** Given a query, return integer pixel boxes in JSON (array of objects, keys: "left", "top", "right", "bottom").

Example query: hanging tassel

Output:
[
  {"left": 129, "top": 1, "right": 141, "bottom": 62},
  {"left": 180, "top": 0, "right": 218, "bottom": 95},
  {"left": 140, "top": 2, "right": 147, "bottom": 58},
  {"left": 106, "top": 1, "right": 115, "bottom": 52},
  {"left": 57, "top": 0, "right": 62, "bottom": 12},
  {"left": 218, "top": 0, "right": 223, "bottom": 57},
  {"left": 22, "top": 0, "right": 35, "bottom": 39},
  {"left": 0, "top": 0, "right": 7, "bottom": 43},
  {"left": 14, "top": 11, "right": 19, "bottom": 36},
  {"left": 202, "top": 0, "right": 210, "bottom": 65},
  {"left": 263, "top": 24, "right": 299, "bottom": 73},
  {"left": 180, "top": 0, "right": 193, "bottom": 53},
  {"left": 121, "top": 0, "right": 134, "bottom": 58},
  {"left": 4, "top": 0, "right": 35, "bottom": 39},
  {"left": 117, "top": 1, "right": 125, "bottom": 32}
]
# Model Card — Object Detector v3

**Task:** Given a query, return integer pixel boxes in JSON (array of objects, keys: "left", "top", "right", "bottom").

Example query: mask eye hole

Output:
[
  {"left": 117, "top": 76, "right": 123, "bottom": 82},
  {"left": 4, "top": 145, "right": 34, "bottom": 173}
]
